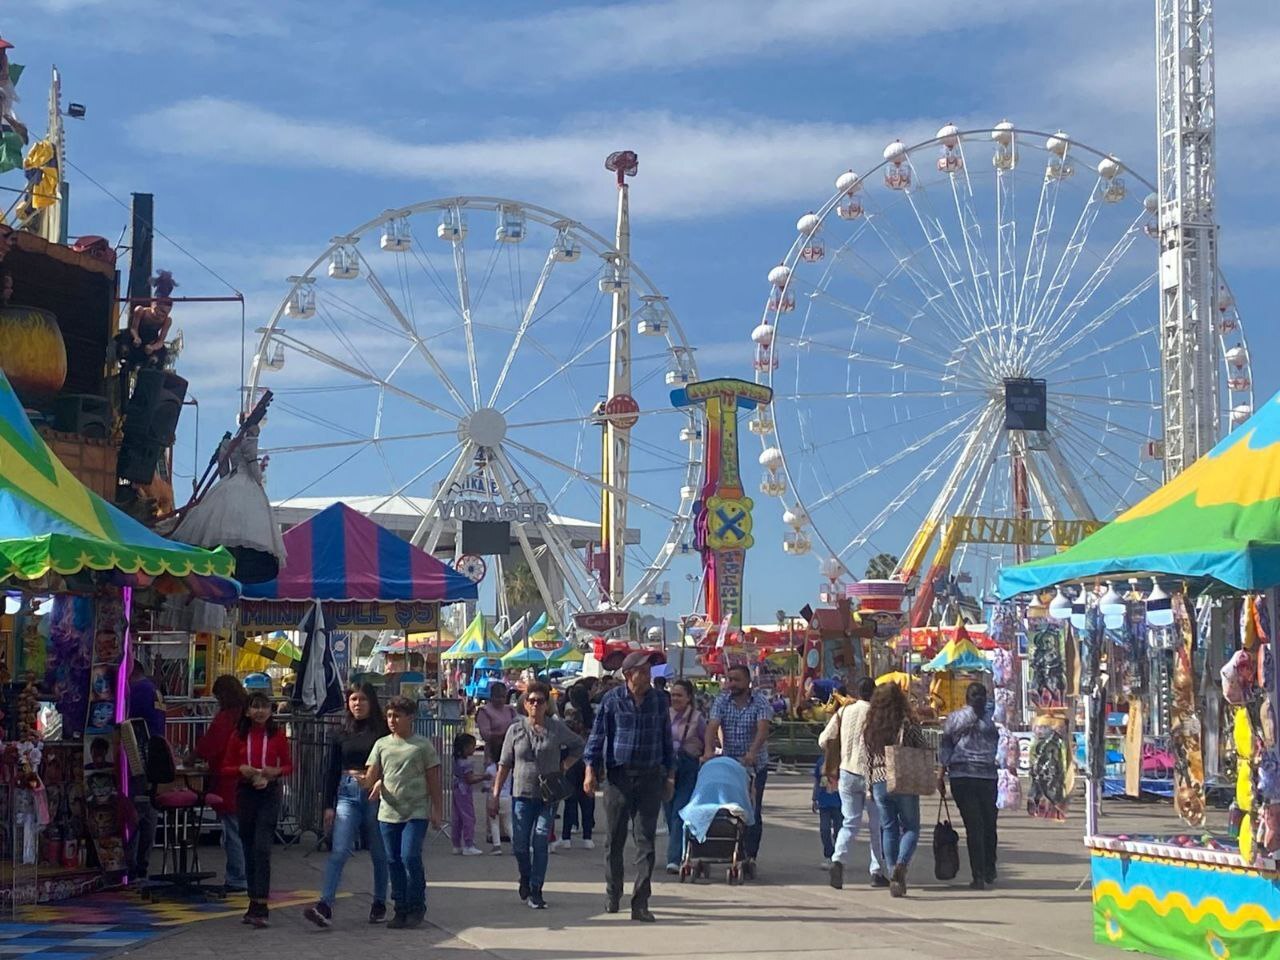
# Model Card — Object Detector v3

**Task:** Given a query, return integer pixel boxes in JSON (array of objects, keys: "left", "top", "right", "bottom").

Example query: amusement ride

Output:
[
  {"left": 751, "top": 120, "right": 1252, "bottom": 626},
  {"left": 247, "top": 174, "right": 703, "bottom": 631}
]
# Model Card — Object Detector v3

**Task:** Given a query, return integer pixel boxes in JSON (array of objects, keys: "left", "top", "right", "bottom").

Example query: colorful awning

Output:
[
  {"left": 921, "top": 636, "right": 991, "bottom": 673},
  {"left": 0, "top": 371, "right": 237, "bottom": 596},
  {"left": 441, "top": 612, "right": 504, "bottom": 660},
  {"left": 242, "top": 501, "right": 478, "bottom": 603},
  {"left": 999, "top": 389, "right": 1280, "bottom": 596}
]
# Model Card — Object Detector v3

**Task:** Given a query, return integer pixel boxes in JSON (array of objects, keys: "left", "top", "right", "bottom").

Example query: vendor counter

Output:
[{"left": 1088, "top": 835, "right": 1280, "bottom": 960}]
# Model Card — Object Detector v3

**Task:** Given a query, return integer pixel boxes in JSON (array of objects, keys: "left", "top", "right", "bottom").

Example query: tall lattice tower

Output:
[{"left": 1156, "top": 0, "right": 1219, "bottom": 479}]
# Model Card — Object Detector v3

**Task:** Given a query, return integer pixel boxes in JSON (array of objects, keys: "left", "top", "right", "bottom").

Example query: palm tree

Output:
[
  {"left": 864, "top": 553, "right": 899, "bottom": 580},
  {"left": 503, "top": 556, "right": 543, "bottom": 624}
]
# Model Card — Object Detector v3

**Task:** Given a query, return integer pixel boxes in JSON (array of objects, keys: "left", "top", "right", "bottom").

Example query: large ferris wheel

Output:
[
  {"left": 750, "top": 124, "right": 1253, "bottom": 621},
  {"left": 247, "top": 193, "right": 701, "bottom": 630}
]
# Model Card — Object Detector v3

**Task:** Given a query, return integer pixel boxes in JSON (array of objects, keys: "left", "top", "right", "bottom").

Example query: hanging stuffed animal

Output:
[{"left": 1221, "top": 648, "right": 1255, "bottom": 706}]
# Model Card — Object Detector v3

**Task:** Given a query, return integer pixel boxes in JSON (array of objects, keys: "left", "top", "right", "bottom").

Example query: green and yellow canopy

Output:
[
  {"left": 441, "top": 612, "right": 504, "bottom": 660},
  {"left": 1000, "top": 389, "right": 1280, "bottom": 596},
  {"left": 0, "top": 371, "right": 237, "bottom": 596}
]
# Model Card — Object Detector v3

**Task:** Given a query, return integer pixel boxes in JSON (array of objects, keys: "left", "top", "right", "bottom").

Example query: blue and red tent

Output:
[{"left": 242, "top": 501, "right": 477, "bottom": 603}]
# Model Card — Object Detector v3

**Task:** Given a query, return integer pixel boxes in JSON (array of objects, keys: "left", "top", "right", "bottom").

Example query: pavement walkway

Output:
[{"left": 96, "top": 774, "right": 1160, "bottom": 960}]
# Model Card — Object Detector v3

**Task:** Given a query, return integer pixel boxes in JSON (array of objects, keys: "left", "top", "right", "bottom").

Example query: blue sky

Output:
[{"left": 8, "top": 0, "right": 1279, "bottom": 621}]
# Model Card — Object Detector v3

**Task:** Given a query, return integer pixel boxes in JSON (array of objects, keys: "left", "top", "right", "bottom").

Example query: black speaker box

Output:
[{"left": 53, "top": 394, "right": 110, "bottom": 438}]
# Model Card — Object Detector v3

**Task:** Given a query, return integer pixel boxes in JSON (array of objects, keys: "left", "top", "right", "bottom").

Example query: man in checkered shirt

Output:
[{"left": 703, "top": 665, "right": 773, "bottom": 868}]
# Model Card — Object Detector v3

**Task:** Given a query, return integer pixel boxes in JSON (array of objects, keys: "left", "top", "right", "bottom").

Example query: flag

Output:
[
  {"left": 296, "top": 601, "right": 342, "bottom": 715},
  {"left": 715, "top": 614, "right": 731, "bottom": 649}
]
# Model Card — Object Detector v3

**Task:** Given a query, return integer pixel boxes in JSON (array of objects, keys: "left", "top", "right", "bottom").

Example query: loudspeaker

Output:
[
  {"left": 123, "top": 369, "right": 187, "bottom": 446},
  {"left": 53, "top": 394, "right": 110, "bottom": 438},
  {"left": 117, "top": 440, "right": 161, "bottom": 485}
]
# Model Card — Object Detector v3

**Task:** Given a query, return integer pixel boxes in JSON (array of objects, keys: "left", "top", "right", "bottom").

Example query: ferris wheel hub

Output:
[{"left": 459, "top": 407, "right": 508, "bottom": 447}]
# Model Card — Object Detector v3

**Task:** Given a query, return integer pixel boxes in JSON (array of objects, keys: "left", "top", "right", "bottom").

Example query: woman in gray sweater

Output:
[
  {"left": 938, "top": 682, "right": 1000, "bottom": 890},
  {"left": 490, "top": 680, "right": 584, "bottom": 909}
]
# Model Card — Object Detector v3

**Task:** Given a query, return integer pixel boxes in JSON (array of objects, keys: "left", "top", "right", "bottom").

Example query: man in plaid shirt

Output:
[
  {"left": 703, "top": 665, "right": 773, "bottom": 868},
  {"left": 584, "top": 651, "right": 674, "bottom": 923}
]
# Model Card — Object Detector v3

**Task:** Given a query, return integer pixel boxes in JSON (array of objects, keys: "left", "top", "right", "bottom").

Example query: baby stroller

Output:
[{"left": 677, "top": 756, "right": 755, "bottom": 885}]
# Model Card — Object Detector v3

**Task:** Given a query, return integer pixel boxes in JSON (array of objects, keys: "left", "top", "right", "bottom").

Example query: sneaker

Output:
[
  {"left": 304, "top": 901, "right": 333, "bottom": 928},
  {"left": 969, "top": 878, "right": 986, "bottom": 890},
  {"left": 452, "top": 846, "right": 463, "bottom": 855},
  {"left": 250, "top": 906, "right": 270, "bottom": 929},
  {"left": 870, "top": 872, "right": 891, "bottom": 888},
  {"left": 387, "top": 910, "right": 408, "bottom": 930},
  {"left": 820, "top": 857, "right": 832, "bottom": 868},
  {"left": 369, "top": 901, "right": 387, "bottom": 924},
  {"left": 462, "top": 846, "right": 485, "bottom": 856},
  {"left": 527, "top": 888, "right": 547, "bottom": 910},
  {"left": 519, "top": 880, "right": 530, "bottom": 903},
  {"left": 665, "top": 862, "right": 679, "bottom": 875},
  {"left": 489, "top": 845, "right": 504, "bottom": 855},
  {"left": 576, "top": 838, "right": 595, "bottom": 850},
  {"left": 405, "top": 907, "right": 425, "bottom": 929},
  {"left": 829, "top": 860, "right": 844, "bottom": 890}
]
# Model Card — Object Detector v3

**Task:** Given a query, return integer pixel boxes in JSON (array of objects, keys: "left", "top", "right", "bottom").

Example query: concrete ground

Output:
[{"left": 115, "top": 773, "right": 1184, "bottom": 960}]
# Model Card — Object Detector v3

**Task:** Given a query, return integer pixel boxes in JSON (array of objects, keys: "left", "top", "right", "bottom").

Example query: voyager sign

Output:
[{"left": 440, "top": 499, "right": 550, "bottom": 523}]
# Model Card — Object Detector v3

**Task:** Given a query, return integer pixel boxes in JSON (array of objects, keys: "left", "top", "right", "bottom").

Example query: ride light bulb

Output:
[
  {"left": 1099, "top": 582, "right": 1125, "bottom": 629},
  {"left": 1048, "top": 588, "right": 1072, "bottom": 622}
]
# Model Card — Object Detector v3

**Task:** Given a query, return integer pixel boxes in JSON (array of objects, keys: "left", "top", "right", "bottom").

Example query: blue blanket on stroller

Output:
[{"left": 678, "top": 756, "right": 754, "bottom": 842}]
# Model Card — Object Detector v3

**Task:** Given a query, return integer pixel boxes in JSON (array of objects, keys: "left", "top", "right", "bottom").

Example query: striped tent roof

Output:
[{"left": 242, "top": 502, "right": 478, "bottom": 603}]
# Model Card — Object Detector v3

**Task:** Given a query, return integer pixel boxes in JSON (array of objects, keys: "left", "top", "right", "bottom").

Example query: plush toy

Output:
[{"left": 1221, "top": 648, "right": 1254, "bottom": 705}]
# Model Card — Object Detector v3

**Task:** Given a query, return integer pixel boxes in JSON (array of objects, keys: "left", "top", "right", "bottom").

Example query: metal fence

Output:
[{"left": 161, "top": 702, "right": 462, "bottom": 844}]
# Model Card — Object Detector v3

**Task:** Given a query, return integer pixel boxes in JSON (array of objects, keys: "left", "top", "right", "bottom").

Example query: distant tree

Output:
[
  {"left": 864, "top": 553, "right": 899, "bottom": 580},
  {"left": 503, "top": 556, "right": 544, "bottom": 623}
]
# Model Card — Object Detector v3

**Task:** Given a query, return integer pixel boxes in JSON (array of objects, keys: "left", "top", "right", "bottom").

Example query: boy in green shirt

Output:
[{"left": 362, "top": 696, "right": 443, "bottom": 928}]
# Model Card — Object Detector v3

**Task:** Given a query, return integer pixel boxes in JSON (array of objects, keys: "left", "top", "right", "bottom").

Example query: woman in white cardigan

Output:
[{"left": 817, "top": 677, "right": 885, "bottom": 890}]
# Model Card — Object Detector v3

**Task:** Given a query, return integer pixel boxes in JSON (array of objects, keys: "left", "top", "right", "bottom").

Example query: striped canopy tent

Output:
[
  {"left": 242, "top": 502, "right": 478, "bottom": 603},
  {"left": 441, "top": 613, "right": 504, "bottom": 660},
  {"left": 502, "top": 614, "right": 576, "bottom": 667},
  {"left": 0, "top": 371, "right": 238, "bottom": 600}
]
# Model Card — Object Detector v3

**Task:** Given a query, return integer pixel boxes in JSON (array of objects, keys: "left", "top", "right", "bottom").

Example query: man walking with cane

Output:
[{"left": 584, "top": 651, "right": 674, "bottom": 923}]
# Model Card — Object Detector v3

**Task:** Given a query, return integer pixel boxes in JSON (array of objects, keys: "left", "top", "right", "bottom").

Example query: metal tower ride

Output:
[{"left": 1156, "top": 0, "right": 1219, "bottom": 479}]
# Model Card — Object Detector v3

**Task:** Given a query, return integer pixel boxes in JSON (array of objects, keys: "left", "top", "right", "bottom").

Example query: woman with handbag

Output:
[
  {"left": 938, "top": 682, "right": 1000, "bottom": 889},
  {"left": 862, "top": 682, "right": 930, "bottom": 898},
  {"left": 490, "top": 680, "right": 584, "bottom": 910}
]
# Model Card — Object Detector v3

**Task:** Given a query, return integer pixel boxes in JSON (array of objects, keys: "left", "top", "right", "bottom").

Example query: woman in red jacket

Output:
[
  {"left": 222, "top": 692, "right": 292, "bottom": 927},
  {"left": 195, "top": 675, "right": 247, "bottom": 893}
]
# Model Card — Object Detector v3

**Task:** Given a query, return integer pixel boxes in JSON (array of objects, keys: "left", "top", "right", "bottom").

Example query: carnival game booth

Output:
[
  {"left": 999, "top": 391, "right": 1280, "bottom": 960},
  {"left": 0, "top": 371, "right": 237, "bottom": 904}
]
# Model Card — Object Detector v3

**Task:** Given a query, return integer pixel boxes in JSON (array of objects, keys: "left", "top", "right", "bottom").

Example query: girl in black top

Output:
[{"left": 304, "top": 683, "right": 391, "bottom": 928}]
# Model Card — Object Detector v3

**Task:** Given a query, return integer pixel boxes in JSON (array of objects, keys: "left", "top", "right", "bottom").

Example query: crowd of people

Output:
[{"left": 138, "top": 653, "right": 1001, "bottom": 932}]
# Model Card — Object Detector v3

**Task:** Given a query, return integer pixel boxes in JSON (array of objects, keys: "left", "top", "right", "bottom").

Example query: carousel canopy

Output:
[
  {"left": 441, "top": 612, "right": 504, "bottom": 660},
  {"left": 999, "top": 389, "right": 1280, "bottom": 597},
  {"left": 0, "top": 371, "right": 237, "bottom": 598},
  {"left": 242, "top": 501, "right": 478, "bottom": 603},
  {"left": 921, "top": 636, "right": 991, "bottom": 673}
]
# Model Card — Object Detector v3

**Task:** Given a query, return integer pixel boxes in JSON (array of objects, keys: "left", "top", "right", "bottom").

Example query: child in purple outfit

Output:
[{"left": 452, "top": 733, "right": 488, "bottom": 855}]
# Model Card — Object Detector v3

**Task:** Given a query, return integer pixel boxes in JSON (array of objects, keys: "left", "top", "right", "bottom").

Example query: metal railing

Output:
[{"left": 161, "top": 702, "right": 462, "bottom": 842}]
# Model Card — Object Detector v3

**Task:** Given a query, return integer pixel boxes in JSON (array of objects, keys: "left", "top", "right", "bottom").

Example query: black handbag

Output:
[
  {"left": 538, "top": 771, "right": 573, "bottom": 804},
  {"left": 933, "top": 797, "right": 960, "bottom": 880}
]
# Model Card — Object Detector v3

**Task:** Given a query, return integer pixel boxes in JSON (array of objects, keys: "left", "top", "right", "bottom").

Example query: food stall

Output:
[
  {"left": 999, "top": 391, "right": 1280, "bottom": 960},
  {"left": 0, "top": 371, "right": 237, "bottom": 904}
]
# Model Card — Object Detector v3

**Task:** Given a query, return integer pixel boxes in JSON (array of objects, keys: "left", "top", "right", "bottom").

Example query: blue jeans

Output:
[
  {"left": 378, "top": 819, "right": 427, "bottom": 914},
  {"left": 322, "top": 775, "right": 389, "bottom": 907},
  {"left": 818, "top": 806, "right": 840, "bottom": 859},
  {"left": 512, "top": 797, "right": 553, "bottom": 889},
  {"left": 871, "top": 780, "right": 921, "bottom": 869},
  {"left": 833, "top": 771, "right": 884, "bottom": 874},
  {"left": 221, "top": 813, "right": 246, "bottom": 890},
  {"left": 665, "top": 753, "right": 699, "bottom": 865}
]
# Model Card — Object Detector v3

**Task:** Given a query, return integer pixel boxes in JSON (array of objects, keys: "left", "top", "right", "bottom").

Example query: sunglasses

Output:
[{"left": 525, "top": 696, "right": 546, "bottom": 705}]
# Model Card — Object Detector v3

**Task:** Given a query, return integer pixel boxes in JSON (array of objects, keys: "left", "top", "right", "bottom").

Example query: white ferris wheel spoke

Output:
[
  {"left": 804, "top": 405, "right": 983, "bottom": 512},
  {"left": 1051, "top": 422, "right": 1138, "bottom": 511},
  {"left": 268, "top": 330, "right": 463, "bottom": 423},
  {"left": 1047, "top": 400, "right": 1158, "bottom": 446},
  {"left": 360, "top": 440, "right": 468, "bottom": 520},
  {"left": 499, "top": 316, "right": 630, "bottom": 416},
  {"left": 1038, "top": 429, "right": 1096, "bottom": 519},
  {"left": 261, "top": 426, "right": 463, "bottom": 455},
  {"left": 1020, "top": 177, "right": 1103, "bottom": 344},
  {"left": 947, "top": 143, "right": 1002, "bottom": 338},
  {"left": 994, "top": 154, "right": 1018, "bottom": 341},
  {"left": 779, "top": 388, "right": 983, "bottom": 402},
  {"left": 1050, "top": 323, "right": 1156, "bottom": 378},
  {"left": 356, "top": 247, "right": 474, "bottom": 415},
  {"left": 1031, "top": 268, "right": 1155, "bottom": 372},
  {"left": 411, "top": 441, "right": 476, "bottom": 552},
  {"left": 775, "top": 334, "right": 986, "bottom": 391},
  {"left": 487, "top": 242, "right": 560, "bottom": 408},
  {"left": 446, "top": 210, "right": 485, "bottom": 411},
  {"left": 1014, "top": 169, "right": 1067, "bottom": 336}
]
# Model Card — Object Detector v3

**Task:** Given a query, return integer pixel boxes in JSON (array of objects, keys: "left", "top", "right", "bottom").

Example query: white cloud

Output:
[
  {"left": 450, "top": 0, "right": 1060, "bottom": 81},
  {"left": 134, "top": 97, "right": 926, "bottom": 220}
]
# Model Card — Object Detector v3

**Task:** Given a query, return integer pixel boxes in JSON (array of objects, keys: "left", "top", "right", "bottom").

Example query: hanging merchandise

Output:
[
  {"left": 1026, "top": 710, "right": 1072, "bottom": 821},
  {"left": 1170, "top": 593, "right": 1206, "bottom": 827},
  {"left": 1028, "top": 622, "right": 1066, "bottom": 709},
  {"left": 995, "top": 725, "right": 1022, "bottom": 810}
]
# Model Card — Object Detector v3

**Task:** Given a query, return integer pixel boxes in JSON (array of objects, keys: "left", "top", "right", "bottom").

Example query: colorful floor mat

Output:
[
  {"left": 0, "top": 922, "right": 161, "bottom": 959},
  {"left": 19, "top": 888, "right": 333, "bottom": 927}
]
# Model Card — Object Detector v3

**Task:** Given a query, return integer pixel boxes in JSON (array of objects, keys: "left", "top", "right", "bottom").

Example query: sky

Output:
[{"left": 7, "top": 0, "right": 1280, "bottom": 622}]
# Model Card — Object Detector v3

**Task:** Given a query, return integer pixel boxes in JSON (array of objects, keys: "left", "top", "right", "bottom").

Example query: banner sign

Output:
[
  {"left": 240, "top": 600, "right": 439, "bottom": 631},
  {"left": 573, "top": 611, "right": 631, "bottom": 632}
]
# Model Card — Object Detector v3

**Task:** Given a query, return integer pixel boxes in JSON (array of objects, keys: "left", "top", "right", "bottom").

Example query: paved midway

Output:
[{"left": 114, "top": 774, "right": 1168, "bottom": 960}]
